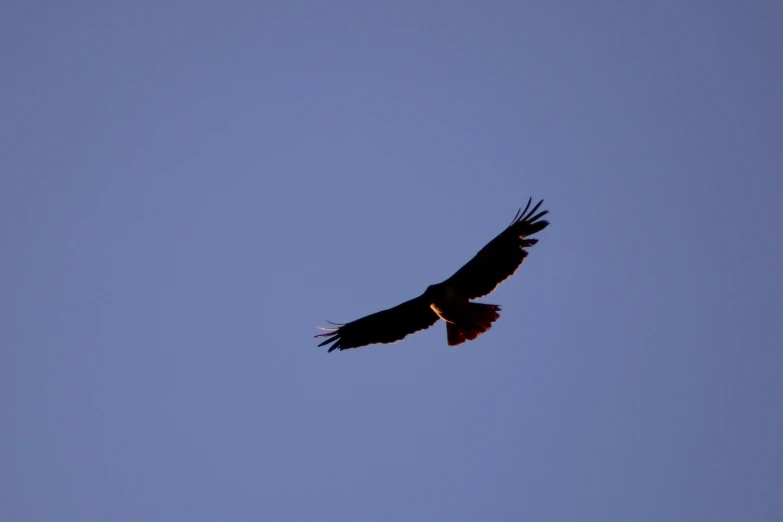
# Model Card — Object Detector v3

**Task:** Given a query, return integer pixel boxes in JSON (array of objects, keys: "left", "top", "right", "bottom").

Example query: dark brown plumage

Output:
[{"left": 316, "top": 198, "right": 549, "bottom": 352}]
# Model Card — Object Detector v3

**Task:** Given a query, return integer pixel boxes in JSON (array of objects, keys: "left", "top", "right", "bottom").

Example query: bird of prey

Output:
[{"left": 316, "top": 198, "right": 549, "bottom": 352}]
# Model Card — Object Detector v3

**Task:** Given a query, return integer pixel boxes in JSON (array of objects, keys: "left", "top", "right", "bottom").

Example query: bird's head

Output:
[{"left": 424, "top": 283, "right": 446, "bottom": 300}]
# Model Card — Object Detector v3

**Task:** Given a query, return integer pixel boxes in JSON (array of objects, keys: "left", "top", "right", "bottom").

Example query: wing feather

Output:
[
  {"left": 315, "top": 294, "right": 438, "bottom": 352},
  {"left": 443, "top": 198, "right": 549, "bottom": 299}
]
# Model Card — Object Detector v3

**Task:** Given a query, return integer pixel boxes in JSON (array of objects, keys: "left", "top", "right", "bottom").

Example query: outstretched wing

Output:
[
  {"left": 443, "top": 198, "right": 549, "bottom": 300},
  {"left": 316, "top": 294, "right": 438, "bottom": 352}
]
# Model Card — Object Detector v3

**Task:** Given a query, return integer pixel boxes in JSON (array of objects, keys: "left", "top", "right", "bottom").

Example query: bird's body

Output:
[
  {"left": 425, "top": 282, "right": 501, "bottom": 346},
  {"left": 316, "top": 198, "right": 549, "bottom": 352},
  {"left": 427, "top": 282, "right": 474, "bottom": 323}
]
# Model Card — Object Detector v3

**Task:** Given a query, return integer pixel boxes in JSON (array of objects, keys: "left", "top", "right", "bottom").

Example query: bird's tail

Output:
[{"left": 446, "top": 303, "right": 501, "bottom": 346}]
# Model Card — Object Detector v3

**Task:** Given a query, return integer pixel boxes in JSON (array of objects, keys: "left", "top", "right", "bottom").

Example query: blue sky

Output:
[{"left": 2, "top": 1, "right": 782, "bottom": 520}]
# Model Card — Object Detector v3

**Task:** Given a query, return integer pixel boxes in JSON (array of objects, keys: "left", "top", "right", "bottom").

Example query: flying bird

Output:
[{"left": 316, "top": 198, "right": 549, "bottom": 352}]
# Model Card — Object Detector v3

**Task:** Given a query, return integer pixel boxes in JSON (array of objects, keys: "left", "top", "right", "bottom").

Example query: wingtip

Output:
[
  {"left": 511, "top": 198, "right": 533, "bottom": 225},
  {"left": 318, "top": 335, "right": 338, "bottom": 347},
  {"left": 524, "top": 199, "right": 544, "bottom": 220},
  {"left": 528, "top": 209, "right": 549, "bottom": 223},
  {"left": 512, "top": 198, "right": 549, "bottom": 225}
]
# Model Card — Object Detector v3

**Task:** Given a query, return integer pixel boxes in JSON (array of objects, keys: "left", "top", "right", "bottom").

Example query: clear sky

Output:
[{"left": 2, "top": 1, "right": 782, "bottom": 521}]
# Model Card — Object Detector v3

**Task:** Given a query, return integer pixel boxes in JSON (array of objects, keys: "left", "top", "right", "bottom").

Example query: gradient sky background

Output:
[{"left": 2, "top": 2, "right": 782, "bottom": 521}]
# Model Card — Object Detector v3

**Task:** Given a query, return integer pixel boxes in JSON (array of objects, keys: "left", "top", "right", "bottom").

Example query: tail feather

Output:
[{"left": 446, "top": 303, "right": 501, "bottom": 346}]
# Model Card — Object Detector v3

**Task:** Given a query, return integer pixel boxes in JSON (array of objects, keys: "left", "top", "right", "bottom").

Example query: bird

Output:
[{"left": 316, "top": 198, "right": 549, "bottom": 352}]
